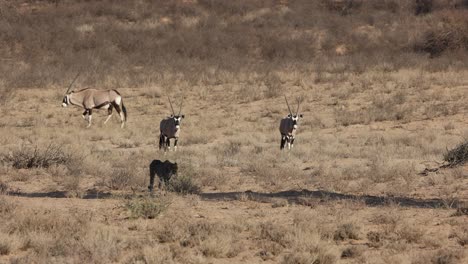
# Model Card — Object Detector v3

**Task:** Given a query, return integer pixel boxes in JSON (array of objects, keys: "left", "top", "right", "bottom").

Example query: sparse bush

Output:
[
  {"left": 0, "top": 82, "right": 15, "bottom": 107},
  {"left": 107, "top": 168, "right": 134, "bottom": 190},
  {"left": 3, "top": 144, "right": 74, "bottom": 169},
  {"left": 431, "top": 249, "right": 464, "bottom": 264},
  {"left": 264, "top": 73, "right": 282, "bottom": 98},
  {"left": 168, "top": 174, "right": 200, "bottom": 195},
  {"left": 334, "top": 223, "right": 360, "bottom": 241},
  {"left": 216, "top": 141, "right": 242, "bottom": 167},
  {"left": 0, "top": 181, "right": 9, "bottom": 194},
  {"left": 341, "top": 246, "right": 362, "bottom": 259},
  {"left": 444, "top": 140, "right": 468, "bottom": 167},
  {"left": 324, "top": 0, "right": 362, "bottom": 15},
  {"left": 415, "top": 11, "right": 468, "bottom": 57},
  {"left": 414, "top": 0, "right": 433, "bottom": 15},
  {"left": 0, "top": 240, "right": 11, "bottom": 255},
  {"left": 126, "top": 197, "right": 170, "bottom": 219},
  {"left": 0, "top": 197, "right": 16, "bottom": 215},
  {"left": 367, "top": 231, "right": 383, "bottom": 248}
]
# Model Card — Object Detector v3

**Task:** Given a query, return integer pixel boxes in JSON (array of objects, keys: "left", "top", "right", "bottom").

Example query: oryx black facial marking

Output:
[
  {"left": 159, "top": 97, "right": 185, "bottom": 152},
  {"left": 279, "top": 96, "right": 303, "bottom": 150},
  {"left": 61, "top": 73, "right": 127, "bottom": 128}
]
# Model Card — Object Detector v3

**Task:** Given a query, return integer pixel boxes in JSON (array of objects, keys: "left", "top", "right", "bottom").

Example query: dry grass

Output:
[{"left": 0, "top": 1, "right": 467, "bottom": 263}]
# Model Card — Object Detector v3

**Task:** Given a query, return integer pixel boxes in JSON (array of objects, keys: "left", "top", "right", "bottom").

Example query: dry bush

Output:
[
  {"left": 444, "top": 140, "right": 468, "bottom": 167},
  {"left": 264, "top": 73, "right": 282, "bottom": 98},
  {"left": 324, "top": 0, "right": 362, "bottom": 16},
  {"left": 334, "top": 223, "right": 360, "bottom": 241},
  {"left": 449, "top": 227, "right": 468, "bottom": 246},
  {"left": 394, "top": 222, "right": 424, "bottom": 244},
  {"left": 335, "top": 92, "right": 412, "bottom": 126},
  {"left": 168, "top": 174, "right": 200, "bottom": 195},
  {"left": 106, "top": 168, "right": 135, "bottom": 190},
  {"left": 414, "top": 0, "right": 434, "bottom": 15},
  {"left": 1, "top": 0, "right": 467, "bottom": 89},
  {"left": 125, "top": 196, "right": 170, "bottom": 219},
  {"left": 142, "top": 244, "right": 176, "bottom": 264},
  {"left": 0, "top": 197, "right": 16, "bottom": 215},
  {"left": 0, "top": 181, "right": 9, "bottom": 195},
  {"left": 341, "top": 246, "right": 362, "bottom": 259},
  {"left": 3, "top": 143, "right": 76, "bottom": 170},
  {"left": 184, "top": 221, "right": 243, "bottom": 258},
  {"left": 0, "top": 241, "right": 10, "bottom": 256},
  {"left": 431, "top": 248, "right": 465, "bottom": 264},
  {"left": 216, "top": 140, "right": 242, "bottom": 167},
  {"left": 0, "top": 82, "right": 15, "bottom": 107},
  {"left": 415, "top": 10, "right": 468, "bottom": 57}
]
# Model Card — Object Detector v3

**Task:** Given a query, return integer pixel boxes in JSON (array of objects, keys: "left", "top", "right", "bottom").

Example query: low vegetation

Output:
[{"left": 0, "top": 1, "right": 466, "bottom": 263}]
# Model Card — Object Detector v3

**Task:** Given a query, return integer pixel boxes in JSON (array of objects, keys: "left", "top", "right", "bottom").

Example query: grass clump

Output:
[
  {"left": 168, "top": 174, "right": 200, "bottom": 195},
  {"left": 444, "top": 140, "right": 468, "bottom": 167},
  {"left": 126, "top": 197, "right": 170, "bottom": 219},
  {"left": 107, "top": 168, "right": 135, "bottom": 190},
  {"left": 334, "top": 223, "right": 360, "bottom": 241}
]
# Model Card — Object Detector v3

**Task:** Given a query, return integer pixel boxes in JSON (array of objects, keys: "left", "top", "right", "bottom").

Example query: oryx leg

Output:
[
  {"left": 104, "top": 104, "right": 114, "bottom": 124},
  {"left": 82, "top": 110, "right": 89, "bottom": 120},
  {"left": 280, "top": 135, "right": 286, "bottom": 150},
  {"left": 286, "top": 136, "right": 291, "bottom": 150},
  {"left": 166, "top": 137, "right": 171, "bottom": 151},
  {"left": 87, "top": 109, "right": 93, "bottom": 128},
  {"left": 114, "top": 104, "right": 125, "bottom": 128},
  {"left": 174, "top": 137, "right": 178, "bottom": 151},
  {"left": 290, "top": 137, "right": 295, "bottom": 149}
]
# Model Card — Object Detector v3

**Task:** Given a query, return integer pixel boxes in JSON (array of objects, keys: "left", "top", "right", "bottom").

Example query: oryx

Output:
[
  {"left": 279, "top": 96, "right": 303, "bottom": 150},
  {"left": 61, "top": 73, "right": 127, "bottom": 128},
  {"left": 159, "top": 97, "right": 184, "bottom": 151}
]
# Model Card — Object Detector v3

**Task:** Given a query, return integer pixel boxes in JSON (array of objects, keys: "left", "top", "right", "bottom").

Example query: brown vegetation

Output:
[{"left": 0, "top": 0, "right": 467, "bottom": 263}]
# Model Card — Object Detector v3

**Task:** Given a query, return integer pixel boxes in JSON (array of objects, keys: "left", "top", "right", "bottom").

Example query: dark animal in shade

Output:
[{"left": 148, "top": 160, "right": 178, "bottom": 193}]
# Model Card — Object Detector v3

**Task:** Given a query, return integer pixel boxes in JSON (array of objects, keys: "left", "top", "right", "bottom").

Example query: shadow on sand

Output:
[
  {"left": 8, "top": 188, "right": 464, "bottom": 209},
  {"left": 200, "top": 189, "right": 464, "bottom": 209},
  {"left": 9, "top": 189, "right": 112, "bottom": 199}
]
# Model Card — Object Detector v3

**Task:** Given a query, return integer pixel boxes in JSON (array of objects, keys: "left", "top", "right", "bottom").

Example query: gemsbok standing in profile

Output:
[
  {"left": 61, "top": 73, "right": 127, "bottom": 128},
  {"left": 279, "top": 96, "right": 303, "bottom": 150},
  {"left": 159, "top": 97, "right": 185, "bottom": 151}
]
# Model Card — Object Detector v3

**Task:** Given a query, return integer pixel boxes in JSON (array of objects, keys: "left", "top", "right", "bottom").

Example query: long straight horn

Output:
[
  {"left": 178, "top": 97, "right": 184, "bottom": 115},
  {"left": 168, "top": 97, "right": 175, "bottom": 116},
  {"left": 284, "top": 95, "right": 292, "bottom": 116},
  {"left": 66, "top": 71, "right": 81, "bottom": 94},
  {"left": 296, "top": 98, "right": 301, "bottom": 115}
]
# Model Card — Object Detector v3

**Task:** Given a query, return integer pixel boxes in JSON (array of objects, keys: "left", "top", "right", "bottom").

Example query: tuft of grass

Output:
[{"left": 125, "top": 197, "right": 170, "bottom": 219}]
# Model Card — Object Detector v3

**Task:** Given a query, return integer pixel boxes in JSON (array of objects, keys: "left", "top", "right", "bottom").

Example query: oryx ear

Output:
[
  {"left": 299, "top": 114, "right": 303, "bottom": 118},
  {"left": 181, "top": 115, "right": 185, "bottom": 118}
]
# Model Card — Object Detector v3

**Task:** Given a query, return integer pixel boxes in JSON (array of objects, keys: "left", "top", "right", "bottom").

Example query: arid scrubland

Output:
[{"left": 0, "top": 0, "right": 467, "bottom": 263}]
